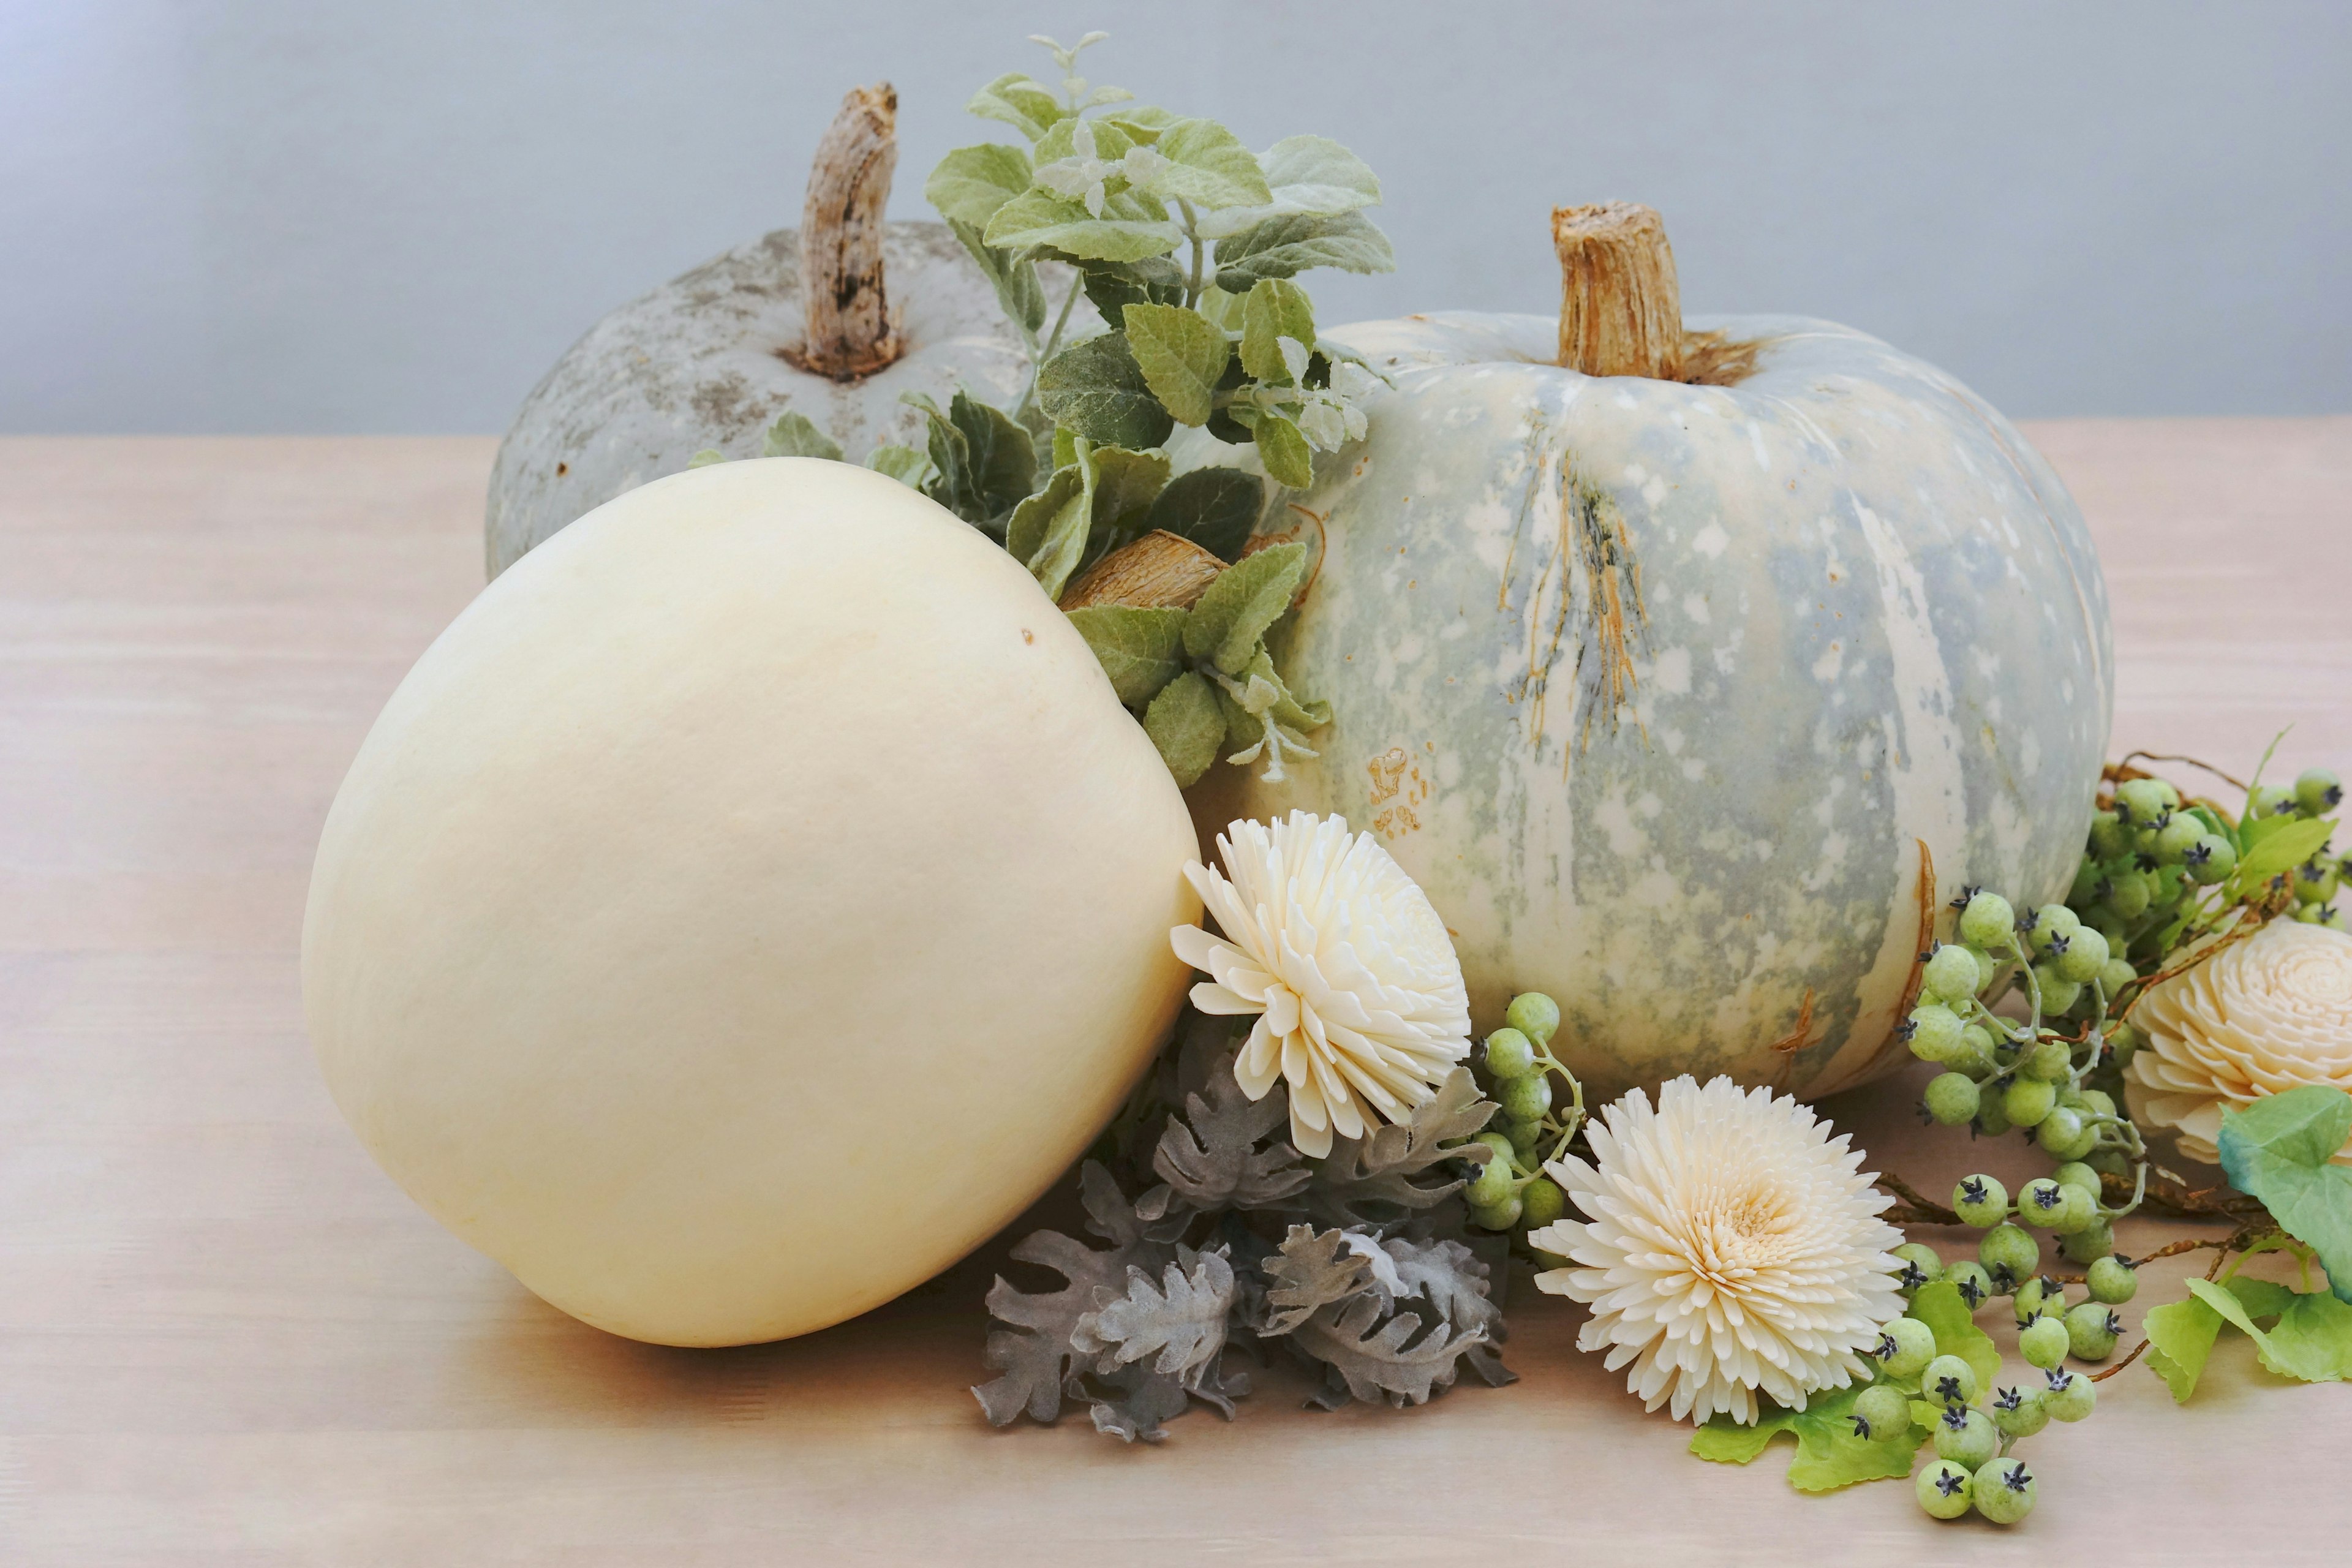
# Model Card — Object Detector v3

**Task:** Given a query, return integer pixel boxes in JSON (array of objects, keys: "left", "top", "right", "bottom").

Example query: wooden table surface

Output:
[{"left": 4, "top": 423, "right": 2349, "bottom": 1565}]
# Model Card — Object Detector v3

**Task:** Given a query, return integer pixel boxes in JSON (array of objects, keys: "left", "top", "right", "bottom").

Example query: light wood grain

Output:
[{"left": 2, "top": 426, "right": 2348, "bottom": 1565}]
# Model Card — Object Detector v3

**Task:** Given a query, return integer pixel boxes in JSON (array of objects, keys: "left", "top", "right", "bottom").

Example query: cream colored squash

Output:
[{"left": 304, "top": 458, "right": 1199, "bottom": 1346}]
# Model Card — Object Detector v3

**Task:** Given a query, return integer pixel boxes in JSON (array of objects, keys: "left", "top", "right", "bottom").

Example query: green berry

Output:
[
  {"left": 2020, "top": 1035, "right": 2073, "bottom": 1082},
  {"left": 1922, "top": 1354, "right": 1978, "bottom": 1408},
  {"left": 1497, "top": 1072, "right": 1551, "bottom": 1122},
  {"left": 1875, "top": 1316, "right": 1937, "bottom": 1378},
  {"left": 1923, "top": 1072, "right": 1980, "bottom": 1126},
  {"left": 1953, "top": 1023, "right": 1999, "bottom": 1076},
  {"left": 1483, "top": 1027, "right": 1537, "bottom": 1079},
  {"left": 2085, "top": 1146, "right": 2130, "bottom": 1178},
  {"left": 2050, "top": 1161, "right": 2099, "bottom": 1192},
  {"left": 1916, "top": 1458, "right": 1975, "bottom": 1520},
  {"left": 2068, "top": 858, "right": 2103, "bottom": 906},
  {"left": 1465, "top": 1156, "right": 1515, "bottom": 1209},
  {"left": 2061, "top": 1216, "right": 2117, "bottom": 1264},
  {"left": 1504, "top": 1118, "right": 1545, "bottom": 1159},
  {"left": 2076, "top": 1086, "right": 2117, "bottom": 1120},
  {"left": 2066, "top": 1301, "right": 2122, "bottom": 1360},
  {"left": 2014, "top": 1274, "right": 2065, "bottom": 1324},
  {"left": 1923, "top": 944, "right": 1982, "bottom": 1003},
  {"left": 2184, "top": 833, "right": 2237, "bottom": 885},
  {"left": 2019, "top": 1314, "right": 2070, "bottom": 1369},
  {"left": 2055, "top": 924, "right": 2110, "bottom": 984},
  {"left": 2088, "top": 809, "right": 2132, "bottom": 860},
  {"left": 1959, "top": 891, "right": 2017, "bottom": 951},
  {"left": 2003, "top": 1076, "right": 2057, "bottom": 1129},
  {"left": 1472, "top": 1131, "right": 1517, "bottom": 1166},
  {"left": 2250, "top": 783, "right": 2297, "bottom": 820},
  {"left": 2294, "top": 859, "right": 2340, "bottom": 905},
  {"left": 2041, "top": 1367, "right": 2095, "bottom": 1422},
  {"left": 1990, "top": 1384, "right": 2049, "bottom": 1438},
  {"left": 2296, "top": 768, "right": 2344, "bottom": 815},
  {"left": 2114, "top": 777, "right": 2175, "bottom": 824},
  {"left": 1905, "top": 1004, "right": 1966, "bottom": 1062},
  {"left": 2038, "top": 1108, "right": 2100, "bottom": 1164},
  {"left": 1972, "top": 1458, "right": 2036, "bottom": 1525},
  {"left": 1951, "top": 1174, "right": 2008, "bottom": 1228},
  {"left": 1468, "top": 1193, "right": 1523, "bottom": 1231},
  {"left": 2097, "top": 956, "right": 2140, "bottom": 997},
  {"left": 1852, "top": 1383, "right": 1912, "bottom": 1441},
  {"left": 1520, "top": 1175, "right": 1566, "bottom": 1230},
  {"left": 1934, "top": 1405, "right": 1998, "bottom": 1468},
  {"left": 1945, "top": 1260, "right": 1996, "bottom": 1310},
  {"left": 2032, "top": 967, "right": 2082, "bottom": 1018},
  {"left": 2087, "top": 1255, "right": 2139, "bottom": 1305},
  {"left": 2028, "top": 903, "right": 2081, "bottom": 954},
  {"left": 2108, "top": 869, "right": 2153, "bottom": 919},
  {"left": 1891, "top": 1243, "right": 1944, "bottom": 1295},
  {"left": 2153, "top": 815, "right": 2205, "bottom": 864},
  {"left": 1973, "top": 1096, "right": 2014, "bottom": 1139},
  {"left": 1980, "top": 1224, "right": 2039, "bottom": 1291}
]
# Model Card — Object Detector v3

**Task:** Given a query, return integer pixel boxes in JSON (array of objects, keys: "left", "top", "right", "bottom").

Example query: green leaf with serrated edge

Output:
[
  {"left": 965, "top": 73, "right": 1065, "bottom": 141},
  {"left": 2144, "top": 1291, "right": 2225, "bottom": 1401},
  {"left": 1240, "top": 279, "right": 1316, "bottom": 383},
  {"left": 984, "top": 189, "right": 1180, "bottom": 264},
  {"left": 2218, "top": 1086, "right": 2352, "bottom": 1302},
  {"left": 1032, "top": 115, "right": 1136, "bottom": 168},
  {"left": 1146, "top": 467, "right": 1261, "bottom": 562},
  {"left": 1194, "top": 135, "right": 1382, "bottom": 239},
  {"left": 1907, "top": 1280, "right": 2002, "bottom": 1395},
  {"left": 945, "top": 219, "right": 1048, "bottom": 335},
  {"left": 1184, "top": 541, "right": 1306, "bottom": 674},
  {"left": 1085, "top": 446, "right": 1171, "bottom": 552},
  {"left": 925, "top": 143, "right": 1035, "bottom": 227},
  {"left": 1144, "top": 671, "right": 1224, "bottom": 787},
  {"left": 760, "top": 410, "right": 842, "bottom": 461},
  {"left": 1691, "top": 1385, "right": 1924, "bottom": 1493},
  {"left": 1035, "top": 333, "right": 1175, "bottom": 451},
  {"left": 2237, "top": 816, "right": 2337, "bottom": 884},
  {"left": 1126, "top": 118, "right": 1269, "bottom": 211},
  {"left": 2188, "top": 1277, "right": 2352, "bottom": 1382},
  {"left": 864, "top": 443, "right": 932, "bottom": 489},
  {"left": 1689, "top": 1409, "right": 1795, "bottom": 1464},
  {"left": 1213, "top": 209, "right": 1397, "bottom": 289},
  {"left": 1076, "top": 255, "right": 1184, "bottom": 330},
  {"left": 1101, "top": 105, "right": 1175, "bottom": 142},
  {"left": 1253, "top": 413, "right": 1314, "bottom": 489},
  {"left": 949, "top": 390, "right": 1036, "bottom": 519},
  {"left": 1120, "top": 303, "right": 1231, "bottom": 427}
]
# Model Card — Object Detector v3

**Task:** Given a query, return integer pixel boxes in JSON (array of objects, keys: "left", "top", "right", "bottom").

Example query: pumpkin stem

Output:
[
  {"left": 1551, "top": 202, "right": 1684, "bottom": 380},
  {"left": 794, "top": 83, "right": 905, "bottom": 380}
]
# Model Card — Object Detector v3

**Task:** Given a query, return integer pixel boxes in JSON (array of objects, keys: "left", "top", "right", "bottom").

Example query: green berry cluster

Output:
[{"left": 1461, "top": 993, "right": 1583, "bottom": 1240}]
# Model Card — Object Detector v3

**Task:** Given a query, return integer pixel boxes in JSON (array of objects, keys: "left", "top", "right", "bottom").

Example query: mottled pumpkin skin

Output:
[{"left": 1191, "top": 311, "right": 2111, "bottom": 1102}]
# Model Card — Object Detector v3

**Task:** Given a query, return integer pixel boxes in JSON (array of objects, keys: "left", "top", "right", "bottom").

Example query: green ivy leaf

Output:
[
  {"left": 1184, "top": 541, "right": 1306, "bottom": 674},
  {"left": 1144, "top": 671, "right": 1225, "bottom": 787},
  {"left": 1064, "top": 605, "right": 1188, "bottom": 707},
  {"left": 925, "top": 143, "right": 1036, "bottom": 228},
  {"left": 1125, "top": 118, "right": 1270, "bottom": 211},
  {"left": 864, "top": 443, "right": 933, "bottom": 489},
  {"left": 1213, "top": 209, "right": 1397, "bottom": 290},
  {"left": 1196, "top": 135, "right": 1382, "bottom": 238},
  {"left": 1145, "top": 467, "right": 1262, "bottom": 562},
  {"left": 2236, "top": 816, "right": 2337, "bottom": 886},
  {"left": 1253, "top": 413, "right": 1314, "bottom": 490},
  {"left": 1689, "top": 1384, "right": 1923, "bottom": 1493},
  {"left": 965, "top": 73, "right": 1066, "bottom": 141},
  {"left": 1035, "top": 334, "right": 1176, "bottom": 451},
  {"left": 1906, "top": 1280, "right": 2003, "bottom": 1396},
  {"left": 1689, "top": 1409, "right": 1795, "bottom": 1465},
  {"left": 984, "top": 189, "right": 1181, "bottom": 264},
  {"left": 686, "top": 448, "right": 725, "bottom": 467},
  {"left": 1240, "top": 278, "right": 1316, "bottom": 384},
  {"left": 2144, "top": 1291, "right": 2225, "bottom": 1402},
  {"left": 760, "top": 410, "right": 843, "bottom": 462},
  {"left": 2186, "top": 1277, "right": 2352, "bottom": 1382},
  {"left": 2218, "top": 1086, "right": 2352, "bottom": 1301},
  {"left": 1120, "top": 303, "right": 1232, "bottom": 428},
  {"left": 1005, "top": 460, "right": 1095, "bottom": 601}
]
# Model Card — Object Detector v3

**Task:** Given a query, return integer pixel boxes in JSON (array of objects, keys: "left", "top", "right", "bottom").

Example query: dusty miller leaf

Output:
[
  {"left": 1290, "top": 1292, "right": 1488, "bottom": 1409},
  {"left": 973, "top": 1223, "right": 1155, "bottom": 1427},
  {"left": 2218, "top": 1086, "right": 2352, "bottom": 1301},
  {"left": 1146, "top": 467, "right": 1261, "bottom": 562},
  {"left": 761, "top": 410, "right": 842, "bottom": 461},
  {"left": 1182, "top": 541, "right": 1306, "bottom": 674},
  {"left": 1035, "top": 332, "right": 1176, "bottom": 451},
  {"left": 1072, "top": 1248, "right": 1236, "bottom": 1376},
  {"left": 1152, "top": 1047, "right": 1311, "bottom": 1211},
  {"left": 1257, "top": 1225, "right": 1371, "bottom": 1336},
  {"left": 1065, "top": 605, "right": 1188, "bottom": 707},
  {"left": 1143, "top": 669, "right": 1224, "bottom": 787},
  {"left": 1081, "top": 1363, "right": 1191, "bottom": 1445},
  {"left": 1378, "top": 1235, "right": 1501, "bottom": 1338},
  {"left": 1120, "top": 303, "right": 1232, "bottom": 428},
  {"left": 1305, "top": 1068, "right": 1494, "bottom": 1229}
]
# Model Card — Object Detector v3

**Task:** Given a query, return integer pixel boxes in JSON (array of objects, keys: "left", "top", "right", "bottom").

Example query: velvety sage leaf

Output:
[
  {"left": 760, "top": 410, "right": 843, "bottom": 462},
  {"left": 1253, "top": 413, "right": 1315, "bottom": 491},
  {"left": 1101, "top": 104, "right": 1175, "bottom": 142},
  {"left": 925, "top": 143, "right": 1035, "bottom": 227},
  {"left": 1004, "top": 461, "right": 1093, "bottom": 601},
  {"left": 1077, "top": 254, "right": 1185, "bottom": 330},
  {"left": 1907, "top": 1280, "right": 2002, "bottom": 1396},
  {"left": 1146, "top": 467, "right": 1262, "bottom": 562},
  {"left": 863, "top": 443, "right": 933, "bottom": 489},
  {"left": 2143, "top": 1291, "right": 2225, "bottom": 1402},
  {"left": 1196, "top": 135, "right": 1382, "bottom": 238},
  {"left": 965, "top": 73, "right": 1065, "bottom": 141},
  {"left": 1064, "top": 605, "right": 1187, "bottom": 707},
  {"left": 984, "top": 189, "right": 1181, "bottom": 263},
  {"left": 1035, "top": 333, "right": 1175, "bottom": 450},
  {"left": 1213, "top": 209, "right": 1397, "bottom": 290},
  {"left": 1032, "top": 114, "right": 1137, "bottom": 168},
  {"left": 1240, "top": 278, "right": 1316, "bottom": 384},
  {"left": 951, "top": 390, "right": 1037, "bottom": 519},
  {"left": 947, "top": 218, "right": 1048, "bottom": 335},
  {"left": 1051, "top": 426, "right": 1082, "bottom": 471},
  {"left": 2217, "top": 1086, "right": 2352, "bottom": 1302},
  {"left": 1125, "top": 118, "right": 1270, "bottom": 211},
  {"left": 1144, "top": 671, "right": 1224, "bottom": 787},
  {"left": 1231, "top": 646, "right": 1331, "bottom": 732},
  {"left": 1184, "top": 541, "right": 1307, "bottom": 674},
  {"left": 1120, "top": 303, "right": 1231, "bottom": 428},
  {"left": 1085, "top": 445, "right": 1172, "bottom": 558}
]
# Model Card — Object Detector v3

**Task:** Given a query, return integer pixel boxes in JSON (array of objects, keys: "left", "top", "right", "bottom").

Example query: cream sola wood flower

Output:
[
  {"left": 1529, "top": 1075, "right": 1905, "bottom": 1425},
  {"left": 2126, "top": 919, "right": 2352, "bottom": 1166},
  {"left": 1169, "top": 812, "right": 1472, "bottom": 1158}
]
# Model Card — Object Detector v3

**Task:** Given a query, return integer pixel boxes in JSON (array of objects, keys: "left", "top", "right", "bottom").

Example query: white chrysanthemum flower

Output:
[
  {"left": 2126, "top": 920, "right": 2352, "bottom": 1166},
  {"left": 1531, "top": 1075, "right": 1904, "bottom": 1426},
  {"left": 1170, "top": 812, "right": 1471, "bottom": 1158}
]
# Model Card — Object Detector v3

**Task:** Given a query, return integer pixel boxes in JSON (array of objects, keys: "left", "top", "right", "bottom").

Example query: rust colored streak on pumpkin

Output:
[
  {"left": 1769, "top": 987, "right": 1819, "bottom": 1056},
  {"left": 1568, "top": 470, "right": 1649, "bottom": 764},
  {"left": 1895, "top": 838, "right": 1938, "bottom": 1020}
]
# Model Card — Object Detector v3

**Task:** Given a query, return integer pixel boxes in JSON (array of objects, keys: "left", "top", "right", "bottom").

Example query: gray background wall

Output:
[{"left": 4, "top": 1, "right": 2345, "bottom": 433}]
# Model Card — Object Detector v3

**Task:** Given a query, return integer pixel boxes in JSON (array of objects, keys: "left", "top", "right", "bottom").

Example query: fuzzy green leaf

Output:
[
  {"left": 1077, "top": 254, "right": 1185, "bottom": 330},
  {"left": 2144, "top": 1291, "right": 2225, "bottom": 1402},
  {"left": 1125, "top": 118, "right": 1270, "bottom": 211},
  {"left": 1146, "top": 467, "right": 1262, "bottom": 562},
  {"left": 1101, "top": 105, "right": 1175, "bottom": 143},
  {"left": 1196, "top": 135, "right": 1382, "bottom": 239},
  {"left": 1120, "top": 303, "right": 1232, "bottom": 428},
  {"left": 1084, "top": 445, "right": 1172, "bottom": 560},
  {"left": 1144, "top": 671, "right": 1225, "bottom": 787},
  {"left": 1213, "top": 209, "right": 1397, "bottom": 290},
  {"left": 965, "top": 73, "right": 1066, "bottom": 141},
  {"left": 760, "top": 410, "right": 842, "bottom": 461},
  {"left": 1184, "top": 541, "right": 1307, "bottom": 674},
  {"left": 1005, "top": 461, "right": 1095, "bottom": 601},
  {"left": 1031, "top": 115, "right": 1138, "bottom": 167},
  {"left": 1035, "top": 333, "right": 1175, "bottom": 451},
  {"left": 925, "top": 143, "right": 1035, "bottom": 227},
  {"left": 863, "top": 443, "right": 933, "bottom": 489},
  {"left": 686, "top": 447, "right": 725, "bottom": 467},
  {"left": 983, "top": 189, "right": 1181, "bottom": 263},
  {"left": 1907, "top": 1280, "right": 2002, "bottom": 1395},
  {"left": 2218, "top": 1086, "right": 2352, "bottom": 1302},
  {"left": 1230, "top": 647, "right": 1331, "bottom": 733},
  {"left": 1240, "top": 278, "right": 1316, "bottom": 383},
  {"left": 907, "top": 389, "right": 1037, "bottom": 530},
  {"left": 1253, "top": 413, "right": 1315, "bottom": 490},
  {"left": 946, "top": 218, "right": 1049, "bottom": 334},
  {"left": 1065, "top": 605, "right": 1188, "bottom": 707}
]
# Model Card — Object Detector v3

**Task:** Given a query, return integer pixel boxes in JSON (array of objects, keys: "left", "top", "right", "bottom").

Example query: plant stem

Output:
[
  {"left": 1014, "top": 274, "right": 1088, "bottom": 423},
  {"left": 1179, "top": 198, "right": 1205, "bottom": 308}
]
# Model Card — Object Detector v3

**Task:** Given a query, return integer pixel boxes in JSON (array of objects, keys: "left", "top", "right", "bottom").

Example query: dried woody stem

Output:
[
  {"left": 1059, "top": 530, "right": 1228, "bottom": 611},
  {"left": 1550, "top": 203, "right": 1758, "bottom": 386},
  {"left": 794, "top": 83, "right": 904, "bottom": 380}
]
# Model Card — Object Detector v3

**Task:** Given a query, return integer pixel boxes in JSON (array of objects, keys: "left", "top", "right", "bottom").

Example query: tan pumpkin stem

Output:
[
  {"left": 1551, "top": 202, "right": 1685, "bottom": 380},
  {"left": 794, "top": 83, "right": 903, "bottom": 380},
  {"left": 1060, "top": 531, "right": 1227, "bottom": 611}
]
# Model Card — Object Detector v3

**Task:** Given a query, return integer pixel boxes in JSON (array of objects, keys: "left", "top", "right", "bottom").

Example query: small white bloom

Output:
[
  {"left": 1532, "top": 1075, "right": 1905, "bottom": 1426},
  {"left": 2126, "top": 919, "right": 2352, "bottom": 1165},
  {"left": 1170, "top": 812, "right": 1471, "bottom": 1157},
  {"left": 1033, "top": 119, "right": 1116, "bottom": 216}
]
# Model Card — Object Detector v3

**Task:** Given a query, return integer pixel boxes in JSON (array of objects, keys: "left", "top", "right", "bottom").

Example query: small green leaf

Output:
[
  {"left": 1031, "top": 115, "right": 1137, "bottom": 168},
  {"left": 907, "top": 390, "right": 1036, "bottom": 529},
  {"left": 1085, "top": 445, "right": 1172, "bottom": 555},
  {"left": 1100, "top": 105, "right": 1175, "bottom": 143},
  {"left": 946, "top": 219, "right": 1048, "bottom": 335},
  {"left": 1689, "top": 1387, "right": 1923, "bottom": 1493},
  {"left": 686, "top": 448, "right": 725, "bottom": 467},
  {"left": 1240, "top": 279, "right": 1316, "bottom": 383},
  {"left": 864, "top": 443, "right": 933, "bottom": 489},
  {"left": 1051, "top": 426, "right": 1081, "bottom": 470},
  {"left": 1144, "top": 671, "right": 1225, "bottom": 787},
  {"left": 1064, "top": 605, "right": 1188, "bottom": 707},
  {"left": 925, "top": 143, "right": 1035, "bottom": 227},
  {"left": 1146, "top": 467, "right": 1262, "bottom": 562},
  {"left": 2218, "top": 1086, "right": 2352, "bottom": 1302},
  {"left": 2144, "top": 1291, "right": 2225, "bottom": 1402},
  {"left": 1126, "top": 118, "right": 1270, "bottom": 211},
  {"left": 1689, "top": 1409, "right": 1795, "bottom": 1464},
  {"left": 1213, "top": 209, "right": 1397, "bottom": 290},
  {"left": 760, "top": 410, "right": 843, "bottom": 461},
  {"left": 1253, "top": 413, "right": 1314, "bottom": 490},
  {"left": 2185, "top": 1277, "right": 2352, "bottom": 1383},
  {"left": 1196, "top": 135, "right": 1383, "bottom": 238},
  {"left": 1005, "top": 461, "right": 1095, "bottom": 601},
  {"left": 1120, "top": 303, "right": 1232, "bottom": 428},
  {"left": 1185, "top": 541, "right": 1307, "bottom": 674},
  {"left": 1035, "top": 334, "right": 1176, "bottom": 451},
  {"left": 1232, "top": 646, "right": 1331, "bottom": 732},
  {"left": 1906, "top": 1281, "right": 2003, "bottom": 1395},
  {"left": 1076, "top": 255, "right": 1185, "bottom": 330},
  {"left": 984, "top": 189, "right": 1181, "bottom": 264},
  {"left": 965, "top": 73, "right": 1066, "bottom": 141},
  {"left": 2237, "top": 816, "right": 2337, "bottom": 884}
]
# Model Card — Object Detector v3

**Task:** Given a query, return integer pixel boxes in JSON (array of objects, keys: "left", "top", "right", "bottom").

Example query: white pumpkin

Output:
[
  {"left": 304, "top": 458, "right": 1199, "bottom": 1346},
  {"left": 1188, "top": 208, "right": 2111, "bottom": 1104}
]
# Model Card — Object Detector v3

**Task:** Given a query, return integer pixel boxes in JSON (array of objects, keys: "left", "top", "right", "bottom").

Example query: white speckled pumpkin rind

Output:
[{"left": 1187, "top": 310, "right": 2111, "bottom": 1102}]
